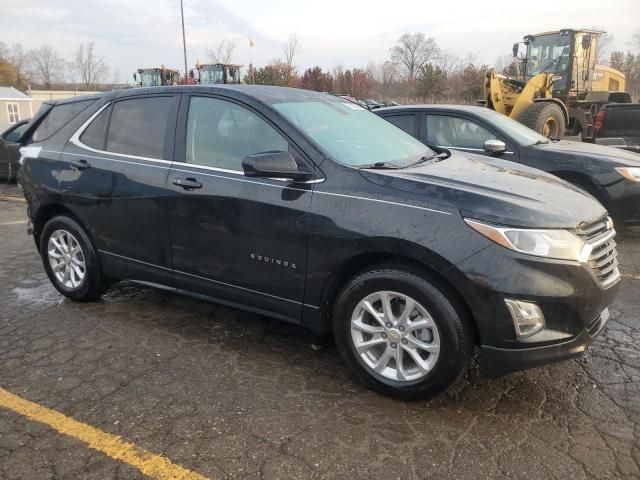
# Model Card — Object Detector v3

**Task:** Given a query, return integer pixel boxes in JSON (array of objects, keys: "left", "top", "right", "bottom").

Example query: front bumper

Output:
[
  {"left": 480, "top": 306, "right": 610, "bottom": 378},
  {"left": 444, "top": 242, "right": 620, "bottom": 378}
]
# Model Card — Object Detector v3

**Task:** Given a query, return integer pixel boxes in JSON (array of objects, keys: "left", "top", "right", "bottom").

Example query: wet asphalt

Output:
[{"left": 0, "top": 193, "right": 639, "bottom": 479}]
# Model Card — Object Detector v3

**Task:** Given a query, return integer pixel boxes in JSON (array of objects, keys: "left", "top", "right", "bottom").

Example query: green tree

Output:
[{"left": 416, "top": 63, "right": 447, "bottom": 98}]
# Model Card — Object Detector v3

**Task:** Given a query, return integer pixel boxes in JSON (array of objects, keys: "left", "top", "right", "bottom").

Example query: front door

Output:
[
  {"left": 423, "top": 113, "right": 514, "bottom": 158},
  {"left": 167, "top": 95, "right": 314, "bottom": 321}
]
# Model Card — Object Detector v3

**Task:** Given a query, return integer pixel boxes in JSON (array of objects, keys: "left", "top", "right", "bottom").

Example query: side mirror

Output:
[
  {"left": 512, "top": 43, "right": 519, "bottom": 57},
  {"left": 242, "top": 151, "right": 311, "bottom": 180},
  {"left": 582, "top": 34, "right": 592, "bottom": 50},
  {"left": 483, "top": 139, "right": 507, "bottom": 154},
  {"left": 132, "top": 73, "right": 137, "bottom": 81}
]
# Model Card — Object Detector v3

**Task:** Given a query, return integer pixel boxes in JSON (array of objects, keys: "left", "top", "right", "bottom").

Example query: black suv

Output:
[
  {"left": 19, "top": 86, "right": 620, "bottom": 399},
  {"left": 376, "top": 105, "right": 640, "bottom": 231}
]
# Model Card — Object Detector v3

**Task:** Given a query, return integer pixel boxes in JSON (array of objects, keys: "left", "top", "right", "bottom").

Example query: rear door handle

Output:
[
  {"left": 172, "top": 177, "right": 202, "bottom": 190},
  {"left": 70, "top": 159, "right": 91, "bottom": 170}
]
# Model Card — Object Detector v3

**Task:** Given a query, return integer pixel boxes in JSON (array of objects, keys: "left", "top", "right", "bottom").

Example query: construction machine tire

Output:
[{"left": 520, "top": 102, "right": 566, "bottom": 138}]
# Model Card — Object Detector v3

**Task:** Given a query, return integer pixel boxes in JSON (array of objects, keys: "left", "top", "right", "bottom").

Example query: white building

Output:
[{"left": 0, "top": 87, "right": 33, "bottom": 132}]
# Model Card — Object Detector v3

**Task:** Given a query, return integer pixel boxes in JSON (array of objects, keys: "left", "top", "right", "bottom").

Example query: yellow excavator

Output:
[{"left": 483, "top": 29, "right": 631, "bottom": 140}]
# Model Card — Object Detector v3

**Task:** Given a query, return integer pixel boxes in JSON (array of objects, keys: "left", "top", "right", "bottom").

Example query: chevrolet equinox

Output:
[{"left": 18, "top": 86, "right": 620, "bottom": 399}]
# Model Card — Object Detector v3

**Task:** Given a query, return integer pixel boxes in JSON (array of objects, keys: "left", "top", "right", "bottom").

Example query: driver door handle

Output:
[
  {"left": 172, "top": 177, "right": 202, "bottom": 190},
  {"left": 70, "top": 159, "right": 91, "bottom": 170}
]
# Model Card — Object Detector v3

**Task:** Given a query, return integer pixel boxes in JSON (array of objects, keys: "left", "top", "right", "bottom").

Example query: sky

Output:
[{"left": 1, "top": 0, "right": 638, "bottom": 83}]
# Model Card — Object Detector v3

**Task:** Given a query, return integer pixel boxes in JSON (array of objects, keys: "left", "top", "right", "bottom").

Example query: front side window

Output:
[
  {"left": 106, "top": 97, "right": 173, "bottom": 159},
  {"left": 186, "top": 96, "right": 288, "bottom": 171},
  {"left": 273, "top": 98, "right": 432, "bottom": 168},
  {"left": 7, "top": 103, "right": 20, "bottom": 124},
  {"left": 427, "top": 115, "right": 495, "bottom": 149}
]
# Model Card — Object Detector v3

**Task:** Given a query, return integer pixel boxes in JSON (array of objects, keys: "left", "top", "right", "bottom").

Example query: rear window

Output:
[
  {"left": 105, "top": 97, "right": 173, "bottom": 159},
  {"left": 32, "top": 100, "right": 95, "bottom": 142}
]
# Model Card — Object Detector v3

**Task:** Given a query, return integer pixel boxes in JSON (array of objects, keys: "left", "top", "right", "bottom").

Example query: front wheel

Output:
[
  {"left": 520, "top": 102, "right": 566, "bottom": 138},
  {"left": 40, "top": 215, "right": 108, "bottom": 301},
  {"left": 332, "top": 266, "right": 473, "bottom": 400}
]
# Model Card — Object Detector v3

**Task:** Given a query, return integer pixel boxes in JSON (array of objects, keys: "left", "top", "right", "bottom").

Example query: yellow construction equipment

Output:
[
  {"left": 483, "top": 29, "right": 631, "bottom": 139},
  {"left": 133, "top": 66, "right": 181, "bottom": 87}
]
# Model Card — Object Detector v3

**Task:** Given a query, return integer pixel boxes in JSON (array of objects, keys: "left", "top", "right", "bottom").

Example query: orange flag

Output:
[{"left": 249, "top": 37, "right": 255, "bottom": 48}]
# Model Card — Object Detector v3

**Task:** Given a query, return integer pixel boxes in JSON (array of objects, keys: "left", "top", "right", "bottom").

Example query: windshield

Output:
[
  {"left": 526, "top": 33, "right": 571, "bottom": 76},
  {"left": 200, "top": 66, "right": 225, "bottom": 84},
  {"left": 273, "top": 98, "right": 433, "bottom": 168},
  {"left": 141, "top": 71, "right": 162, "bottom": 87},
  {"left": 481, "top": 109, "right": 550, "bottom": 145}
]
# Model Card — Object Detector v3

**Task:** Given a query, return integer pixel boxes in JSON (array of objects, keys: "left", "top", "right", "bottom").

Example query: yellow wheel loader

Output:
[{"left": 483, "top": 29, "right": 631, "bottom": 140}]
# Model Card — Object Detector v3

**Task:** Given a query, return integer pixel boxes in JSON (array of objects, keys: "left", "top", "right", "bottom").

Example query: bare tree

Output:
[
  {"left": 594, "top": 30, "right": 614, "bottom": 65},
  {"left": 283, "top": 33, "right": 302, "bottom": 68},
  {"left": 206, "top": 39, "right": 236, "bottom": 64},
  {"left": 436, "top": 49, "right": 462, "bottom": 76},
  {"left": 28, "top": 45, "right": 65, "bottom": 89},
  {"left": 72, "top": 42, "right": 108, "bottom": 88},
  {"left": 390, "top": 33, "right": 440, "bottom": 81}
]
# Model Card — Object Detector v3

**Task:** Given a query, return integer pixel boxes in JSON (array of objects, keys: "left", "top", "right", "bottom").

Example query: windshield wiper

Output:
[
  {"left": 405, "top": 151, "right": 450, "bottom": 168},
  {"left": 358, "top": 161, "right": 402, "bottom": 170}
]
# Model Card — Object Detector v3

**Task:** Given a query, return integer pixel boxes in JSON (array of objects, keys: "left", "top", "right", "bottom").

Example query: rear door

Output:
[
  {"left": 60, "top": 94, "right": 180, "bottom": 279},
  {"left": 166, "top": 94, "right": 315, "bottom": 321}
]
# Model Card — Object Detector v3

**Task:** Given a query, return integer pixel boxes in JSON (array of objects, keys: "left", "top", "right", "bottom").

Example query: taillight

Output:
[{"left": 594, "top": 111, "right": 605, "bottom": 131}]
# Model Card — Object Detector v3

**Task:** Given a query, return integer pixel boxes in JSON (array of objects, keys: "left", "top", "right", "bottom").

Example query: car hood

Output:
[
  {"left": 532, "top": 140, "right": 640, "bottom": 166},
  {"left": 361, "top": 151, "right": 607, "bottom": 229}
]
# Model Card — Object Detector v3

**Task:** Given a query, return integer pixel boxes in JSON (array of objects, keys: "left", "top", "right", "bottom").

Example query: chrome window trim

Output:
[
  {"left": 69, "top": 102, "right": 174, "bottom": 165},
  {"left": 70, "top": 102, "right": 326, "bottom": 184},
  {"left": 42, "top": 147, "right": 450, "bottom": 215},
  {"left": 98, "top": 249, "right": 319, "bottom": 308}
]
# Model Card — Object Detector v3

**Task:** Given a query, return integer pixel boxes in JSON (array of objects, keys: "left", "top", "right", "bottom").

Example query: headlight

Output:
[
  {"left": 465, "top": 219, "right": 591, "bottom": 261},
  {"left": 615, "top": 167, "right": 640, "bottom": 183}
]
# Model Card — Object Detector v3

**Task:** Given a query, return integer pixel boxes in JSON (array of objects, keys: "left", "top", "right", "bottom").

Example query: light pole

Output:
[{"left": 180, "top": 0, "right": 188, "bottom": 82}]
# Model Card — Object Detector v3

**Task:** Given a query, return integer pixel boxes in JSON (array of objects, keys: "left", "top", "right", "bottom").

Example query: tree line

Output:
[
  {"left": 0, "top": 41, "right": 112, "bottom": 91},
  {"left": 1, "top": 29, "right": 638, "bottom": 101}
]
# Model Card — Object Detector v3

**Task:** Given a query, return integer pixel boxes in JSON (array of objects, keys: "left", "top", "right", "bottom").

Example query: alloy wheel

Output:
[
  {"left": 47, "top": 229, "right": 86, "bottom": 289},
  {"left": 350, "top": 291, "right": 440, "bottom": 382}
]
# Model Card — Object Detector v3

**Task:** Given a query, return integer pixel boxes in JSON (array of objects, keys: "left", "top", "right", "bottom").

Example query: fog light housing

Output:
[{"left": 505, "top": 299, "right": 545, "bottom": 338}]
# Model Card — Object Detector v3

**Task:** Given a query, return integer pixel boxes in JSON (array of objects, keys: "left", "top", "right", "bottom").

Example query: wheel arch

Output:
[
  {"left": 32, "top": 203, "right": 89, "bottom": 253},
  {"left": 315, "top": 251, "right": 481, "bottom": 346}
]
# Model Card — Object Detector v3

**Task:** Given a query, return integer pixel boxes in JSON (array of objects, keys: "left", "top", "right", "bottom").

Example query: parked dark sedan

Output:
[
  {"left": 376, "top": 105, "right": 640, "bottom": 231},
  {"left": 18, "top": 87, "right": 619, "bottom": 399},
  {"left": 1, "top": 119, "right": 29, "bottom": 181}
]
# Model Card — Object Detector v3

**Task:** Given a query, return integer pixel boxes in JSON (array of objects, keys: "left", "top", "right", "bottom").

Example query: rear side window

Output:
[
  {"left": 32, "top": 100, "right": 94, "bottom": 142},
  {"left": 106, "top": 97, "right": 173, "bottom": 159},
  {"left": 80, "top": 107, "right": 110, "bottom": 150},
  {"left": 384, "top": 114, "right": 419, "bottom": 138}
]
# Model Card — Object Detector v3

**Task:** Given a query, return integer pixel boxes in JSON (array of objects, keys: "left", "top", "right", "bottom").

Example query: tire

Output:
[
  {"left": 520, "top": 102, "right": 566, "bottom": 138},
  {"left": 40, "top": 215, "right": 108, "bottom": 301},
  {"left": 332, "top": 265, "right": 473, "bottom": 400}
]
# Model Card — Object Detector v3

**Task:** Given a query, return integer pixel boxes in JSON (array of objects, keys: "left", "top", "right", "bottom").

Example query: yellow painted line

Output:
[
  {"left": 0, "top": 220, "right": 28, "bottom": 225},
  {"left": 0, "top": 195, "right": 25, "bottom": 203},
  {"left": 0, "top": 387, "right": 209, "bottom": 480},
  {"left": 621, "top": 273, "right": 640, "bottom": 281}
]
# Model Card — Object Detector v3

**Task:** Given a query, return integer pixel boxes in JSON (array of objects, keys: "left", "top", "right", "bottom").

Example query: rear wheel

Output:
[
  {"left": 332, "top": 266, "right": 473, "bottom": 400},
  {"left": 520, "top": 102, "right": 566, "bottom": 138},
  {"left": 40, "top": 215, "right": 108, "bottom": 301}
]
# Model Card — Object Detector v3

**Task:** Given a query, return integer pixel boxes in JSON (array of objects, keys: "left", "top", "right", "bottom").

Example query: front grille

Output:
[{"left": 576, "top": 217, "right": 620, "bottom": 288}]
